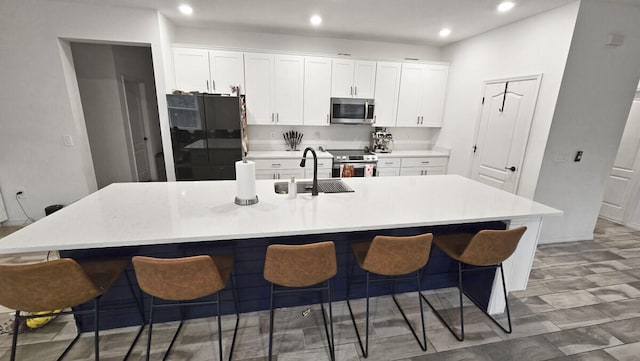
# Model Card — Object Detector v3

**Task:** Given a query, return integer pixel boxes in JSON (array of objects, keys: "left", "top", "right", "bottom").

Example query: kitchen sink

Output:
[{"left": 274, "top": 179, "right": 354, "bottom": 194}]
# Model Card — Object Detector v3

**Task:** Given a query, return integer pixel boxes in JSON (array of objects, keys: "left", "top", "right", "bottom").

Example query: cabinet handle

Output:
[
  {"left": 421, "top": 161, "right": 430, "bottom": 164},
  {"left": 373, "top": 115, "right": 376, "bottom": 124},
  {"left": 271, "top": 163, "right": 281, "bottom": 167},
  {"left": 272, "top": 173, "right": 275, "bottom": 179},
  {"left": 212, "top": 79, "right": 215, "bottom": 91},
  {"left": 271, "top": 113, "right": 274, "bottom": 122},
  {"left": 355, "top": 86, "right": 358, "bottom": 95},
  {"left": 327, "top": 114, "right": 329, "bottom": 124},
  {"left": 277, "top": 113, "right": 279, "bottom": 123},
  {"left": 421, "top": 116, "right": 424, "bottom": 124},
  {"left": 206, "top": 80, "right": 209, "bottom": 92},
  {"left": 417, "top": 116, "right": 420, "bottom": 124},
  {"left": 385, "top": 162, "right": 394, "bottom": 165},
  {"left": 350, "top": 86, "right": 353, "bottom": 95}
]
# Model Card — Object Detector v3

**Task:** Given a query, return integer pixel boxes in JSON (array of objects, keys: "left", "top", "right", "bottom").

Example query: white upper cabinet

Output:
[
  {"left": 173, "top": 48, "right": 244, "bottom": 94},
  {"left": 244, "top": 52, "right": 275, "bottom": 125},
  {"left": 373, "top": 62, "right": 402, "bottom": 127},
  {"left": 274, "top": 55, "right": 304, "bottom": 125},
  {"left": 304, "top": 57, "right": 332, "bottom": 126},
  {"left": 331, "top": 59, "right": 376, "bottom": 98},
  {"left": 421, "top": 65, "right": 449, "bottom": 127},
  {"left": 396, "top": 63, "right": 449, "bottom": 127},
  {"left": 209, "top": 50, "right": 245, "bottom": 94},
  {"left": 354, "top": 60, "right": 376, "bottom": 98},
  {"left": 173, "top": 48, "right": 210, "bottom": 92},
  {"left": 244, "top": 53, "right": 304, "bottom": 125}
]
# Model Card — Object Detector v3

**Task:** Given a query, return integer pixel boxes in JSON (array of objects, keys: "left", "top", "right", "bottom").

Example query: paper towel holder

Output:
[{"left": 235, "top": 155, "right": 259, "bottom": 206}]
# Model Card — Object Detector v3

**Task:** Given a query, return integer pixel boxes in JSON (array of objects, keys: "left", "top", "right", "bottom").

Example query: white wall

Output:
[
  {"left": 72, "top": 43, "right": 135, "bottom": 188},
  {"left": 437, "top": 2, "right": 580, "bottom": 199},
  {"left": 0, "top": 0, "right": 172, "bottom": 223},
  {"left": 534, "top": 0, "right": 640, "bottom": 243},
  {"left": 247, "top": 125, "right": 439, "bottom": 152}
]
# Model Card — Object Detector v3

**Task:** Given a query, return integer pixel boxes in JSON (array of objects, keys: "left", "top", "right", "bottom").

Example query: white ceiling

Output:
[{"left": 51, "top": 0, "right": 585, "bottom": 45}]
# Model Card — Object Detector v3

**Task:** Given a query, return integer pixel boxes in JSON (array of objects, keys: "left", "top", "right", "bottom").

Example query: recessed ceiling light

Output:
[
  {"left": 497, "top": 1, "right": 515, "bottom": 13},
  {"left": 178, "top": 4, "right": 193, "bottom": 15},
  {"left": 439, "top": 28, "right": 451, "bottom": 38},
  {"left": 310, "top": 15, "right": 322, "bottom": 26}
]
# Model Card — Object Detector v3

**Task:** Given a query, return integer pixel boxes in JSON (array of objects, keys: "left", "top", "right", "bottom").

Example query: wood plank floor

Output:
[{"left": 0, "top": 218, "right": 639, "bottom": 360}]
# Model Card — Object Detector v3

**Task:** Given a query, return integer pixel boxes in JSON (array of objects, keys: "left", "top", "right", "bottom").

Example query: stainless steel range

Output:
[{"left": 329, "top": 149, "right": 378, "bottom": 177}]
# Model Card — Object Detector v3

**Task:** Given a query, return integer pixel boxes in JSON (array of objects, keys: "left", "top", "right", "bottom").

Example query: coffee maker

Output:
[{"left": 371, "top": 127, "right": 394, "bottom": 153}]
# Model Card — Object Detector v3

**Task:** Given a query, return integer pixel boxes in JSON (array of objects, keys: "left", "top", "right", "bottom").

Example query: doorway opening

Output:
[{"left": 70, "top": 42, "right": 165, "bottom": 189}]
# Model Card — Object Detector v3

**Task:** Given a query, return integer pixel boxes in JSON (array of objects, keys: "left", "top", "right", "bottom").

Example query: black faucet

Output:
[{"left": 300, "top": 147, "right": 318, "bottom": 196}]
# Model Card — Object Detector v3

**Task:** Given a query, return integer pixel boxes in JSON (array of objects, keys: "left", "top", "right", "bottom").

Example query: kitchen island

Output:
[{"left": 0, "top": 175, "right": 561, "bottom": 330}]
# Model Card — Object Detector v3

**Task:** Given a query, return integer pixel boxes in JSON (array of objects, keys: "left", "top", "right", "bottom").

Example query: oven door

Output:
[
  {"left": 330, "top": 98, "right": 375, "bottom": 125},
  {"left": 332, "top": 163, "right": 377, "bottom": 177}
]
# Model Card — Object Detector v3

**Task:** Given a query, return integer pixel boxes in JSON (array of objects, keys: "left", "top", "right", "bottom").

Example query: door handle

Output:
[{"left": 505, "top": 166, "right": 517, "bottom": 172}]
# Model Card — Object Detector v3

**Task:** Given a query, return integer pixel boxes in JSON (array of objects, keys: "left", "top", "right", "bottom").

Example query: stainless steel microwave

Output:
[{"left": 330, "top": 98, "right": 375, "bottom": 125}]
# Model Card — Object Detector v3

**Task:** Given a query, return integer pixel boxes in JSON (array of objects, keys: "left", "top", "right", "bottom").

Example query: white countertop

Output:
[
  {"left": 0, "top": 175, "right": 561, "bottom": 254},
  {"left": 246, "top": 150, "right": 334, "bottom": 159},
  {"left": 374, "top": 150, "right": 450, "bottom": 158}
]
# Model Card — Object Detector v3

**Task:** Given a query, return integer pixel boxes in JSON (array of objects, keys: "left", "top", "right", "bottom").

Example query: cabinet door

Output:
[
  {"left": 278, "top": 169, "right": 306, "bottom": 180},
  {"left": 396, "top": 63, "right": 426, "bottom": 127},
  {"left": 244, "top": 53, "right": 274, "bottom": 125},
  {"left": 274, "top": 55, "right": 304, "bottom": 125},
  {"left": 314, "top": 168, "right": 332, "bottom": 179},
  {"left": 331, "top": 59, "right": 355, "bottom": 98},
  {"left": 354, "top": 60, "right": 377, "bottom": 98},
  {"left": 373, "top": 62, "right": 401, "bottom": 127},
  {"left": 304, "top": 57, "right": 332, "bottom": 126},
  {"left": 209, "top": 50, "right": 245, "bottom": 94},
  {"left": 376, "top": 168, "right": 400, "bottom": 177},
  {"left": 256, "top": 169, "right": 277, "bottom": 179},
  {"left": 420, "top": 65, "right": 449, "bottom": 127},
  {"left": 173, "top": 48, "right": 210, "bottom": 92}
]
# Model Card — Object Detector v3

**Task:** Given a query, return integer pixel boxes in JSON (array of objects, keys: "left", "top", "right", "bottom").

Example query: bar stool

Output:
[
  {"left": 132, "top": 254, "right": 239, "bottom": 361},
  {"left": 0, "top": 257, "right": 136, "bottom": 361},
  {"left": 346, "top": 233, "right": 433, "bottom": 358},
  {"left": 263, "top": 241, "right": 337, "bottom": 361},
  {"left": 422, "top": 226, "right": 527, "bottom": 341}
]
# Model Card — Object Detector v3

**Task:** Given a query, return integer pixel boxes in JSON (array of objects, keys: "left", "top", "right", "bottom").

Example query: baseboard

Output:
[{"left": 538, "top": 233, "right": 594, "bottom": 244}]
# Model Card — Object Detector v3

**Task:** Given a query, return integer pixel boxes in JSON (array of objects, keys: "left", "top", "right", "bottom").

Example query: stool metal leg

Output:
[
  {"left": 346, "top": 271, "right": 370, "bottom": 358},
  {"left": 217, "top": 293, "right": 223, "bottom": 361},
  {"left": 319, "top": 281, "right": 335, "bottom": 361},
  {"left": 94, "top": 297, "right": 100, "bottom": 361},
  {"left": 422, "top": 262, "right": 465, "bottom": 341},
  {"left": 146, "top": 296, "right": 154, "bottom": 361},
  {"left": 10, "top": 310, "right": 19, "bottom": 361},
  {"left": 228, "top": 275, "right": 240, "bottom": 361},
  {"left": 460, "top": 263, "right": 512, "bottom": 334},
  {"left": 390, "top": 272, "right": 427, "bottom": 351},
  {"left": 268, "top": 283, "right": 275, "bottom": 361}
]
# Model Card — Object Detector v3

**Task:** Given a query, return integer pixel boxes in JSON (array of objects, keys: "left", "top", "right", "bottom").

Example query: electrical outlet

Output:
[{"left": 16, "top": 187, "right": 26, "bottom": 199}]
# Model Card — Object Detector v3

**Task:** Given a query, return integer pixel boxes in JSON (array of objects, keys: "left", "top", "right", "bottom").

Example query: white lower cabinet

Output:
[
  {"left": 399, "top": 157, "right": 448, "bottom": 176},
  {"left": 376, "top": 157, "right": 401, "bottom": 177},
  {"left": 252, "top": 157, "right": 331, "bottom": 180}
]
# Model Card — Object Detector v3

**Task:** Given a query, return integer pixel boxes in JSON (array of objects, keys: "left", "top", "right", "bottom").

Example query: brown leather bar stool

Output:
[
  {"left": 132, "top": 254, "right": 239, "bottom": 361},
  {"left": 0, "top": 257, "right": 135, "bottom": 361},
  {"left": 346, "top": 233, "right": 433, "bottom": 358},
  {"left": 422, "top": 226, "right": 527, "bottom": 341},
  {"left": 263, "top": 241, "right": 337, "bottom": 361}
]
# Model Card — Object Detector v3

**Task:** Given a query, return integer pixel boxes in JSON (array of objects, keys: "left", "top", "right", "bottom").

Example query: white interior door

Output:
[
  {"left": 123, "top": 79, "right": 151, "bottom": 182},
  {"left": 470, "top": 77, "right": 540, "bottom": 194},
  {"left": 601, "top": 95, "right": 640, "bottom": 223}
]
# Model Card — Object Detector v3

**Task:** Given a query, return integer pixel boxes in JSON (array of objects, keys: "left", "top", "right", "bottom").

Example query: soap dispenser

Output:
[{"left": 288, "top": 176, "right": 297, "bottom": 199}]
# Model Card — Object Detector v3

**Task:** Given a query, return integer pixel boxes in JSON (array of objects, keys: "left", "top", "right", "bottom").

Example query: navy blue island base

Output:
[{"left": 61, "top": 221, "right": 507, "bottom": 332}]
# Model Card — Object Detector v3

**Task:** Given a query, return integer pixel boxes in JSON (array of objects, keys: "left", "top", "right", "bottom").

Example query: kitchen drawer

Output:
[
  {"left": 304, "top": 159, "right": 332, "bottom": 170},
  {"left": 311, "top": 169, "right": 332, "bottom": 179},
  {"left": 252, "top": 158, "right": 301, "bottom": 170},
  {"left": 255, "top": 169, "right": 305, "bottom": 179},
  {"left": 399, "top": 166, "right": 446, "bottom": 176},
  {"left": 377, "top": 158, "right": 401, "bottom": 168},
  {"left": 401, "top": 157, "right": 448, "bottom": 168}
]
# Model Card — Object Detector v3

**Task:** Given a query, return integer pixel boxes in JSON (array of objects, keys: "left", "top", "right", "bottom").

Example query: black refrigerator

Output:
[{"left": 167, "top": 94, "right": 242, "bottom": 180}]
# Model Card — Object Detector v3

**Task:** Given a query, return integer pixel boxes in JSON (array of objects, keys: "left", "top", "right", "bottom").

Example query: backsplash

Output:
[{"left": 246, "top": 125, "right": 440, "bottom": 151}]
